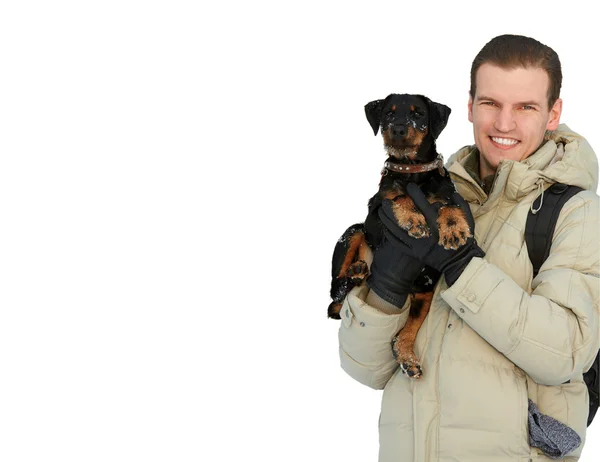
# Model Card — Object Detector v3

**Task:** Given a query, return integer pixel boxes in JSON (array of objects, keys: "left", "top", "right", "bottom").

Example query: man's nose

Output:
[{"left": 493, "top": 108, "right": 517, "bottom": 132}]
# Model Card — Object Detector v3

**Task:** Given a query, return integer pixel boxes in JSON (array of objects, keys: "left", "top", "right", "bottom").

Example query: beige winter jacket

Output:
[{"left": 338, "top": 125, "right": 600, "bottom": 461}]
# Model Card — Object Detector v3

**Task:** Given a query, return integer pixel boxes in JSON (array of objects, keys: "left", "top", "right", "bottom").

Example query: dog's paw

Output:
[
  {"left": 400, "top": 358, "right": 423, "bottom": 379},
  {"left": 437, "top": 206, "right": 472, "bottom": 250},
  {"left": 390, "top": 196, "right": 430, "bottom": 238},
  {"left": 346, "top": 260, "right": 369, "bottom": 280},
  {"left": 328, "top": 302, "right": 343, "bottom": 319},
  {"left": 392, "top": 334, "right": 423, "bottom": 379}
]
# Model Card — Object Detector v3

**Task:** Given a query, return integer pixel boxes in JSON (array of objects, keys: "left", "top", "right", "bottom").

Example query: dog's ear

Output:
[
  {"left": 422, "top": 96, "right": 451, "bottom": 140},
  {"left": 365, "top": 99, "right": 384, "bottom": 135}
]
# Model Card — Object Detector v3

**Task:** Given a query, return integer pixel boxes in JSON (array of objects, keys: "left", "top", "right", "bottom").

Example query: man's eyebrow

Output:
[
  {"left": 476, "top": 95, "right": 541, "bottom": 106},
  {"left": 516, "top": 101, "right": 542, "bottom": 107}
]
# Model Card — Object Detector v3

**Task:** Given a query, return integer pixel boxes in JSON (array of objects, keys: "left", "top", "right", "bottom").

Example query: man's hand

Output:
[
  {"left": 366, "top": 236, "right": 425, "bottom": 308},
  {"left": 378, "top": 183, "right": 485, "bottom": 286}
]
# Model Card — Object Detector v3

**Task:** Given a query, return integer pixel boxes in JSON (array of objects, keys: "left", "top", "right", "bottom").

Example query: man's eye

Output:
[
  {"left": 482, "top": 101, "right": 496, "bottom": 106},
  {"left": 522, "top": 105, "right": 535, "bottom": 110}
]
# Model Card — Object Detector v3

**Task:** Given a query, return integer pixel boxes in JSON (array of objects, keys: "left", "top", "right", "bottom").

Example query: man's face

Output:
[{"left": 468, "top": 63, "right": 563, "bottom": 178}]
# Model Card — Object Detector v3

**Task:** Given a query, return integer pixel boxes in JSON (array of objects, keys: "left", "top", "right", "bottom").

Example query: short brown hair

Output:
[{"left": 470, "top": 34, "right": 562, "bottom": 109}]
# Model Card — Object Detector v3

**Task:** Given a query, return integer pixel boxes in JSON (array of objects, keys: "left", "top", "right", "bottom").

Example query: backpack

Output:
[{"left": 525, "top": 182, "right": 599, "bottom": 427}]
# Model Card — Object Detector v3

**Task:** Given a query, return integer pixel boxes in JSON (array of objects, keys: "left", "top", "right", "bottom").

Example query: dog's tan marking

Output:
[
  {"left": 337, "top": 232, "right": 365, "bottom": 278},
  {"left": 328, "top": 303, "right": 343, "bottom": 318},
  {"left": 390, "top": 196, "right": 430, "bottom": 238},
  {"left": 391, "top": 104, "right": 396, "bottom": 111},
  {"left": 410, "top": 126, "right": 428, "bottom": 143},
  {"left": 357, "top": 239, "right": 373, "bottom": 268},
  {"left": 437, "top": 206, "right": 472, "bottom": 250},
  {"left": 393, "top": 292, "right": 433, "bottom": 379},
  {"left": 344, "top": 230, "right": 375, "bottom": 280}
]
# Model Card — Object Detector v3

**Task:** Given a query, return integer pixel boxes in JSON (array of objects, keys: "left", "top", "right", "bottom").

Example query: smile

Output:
[
  {"left": 491, "top": 136, "right": 519, "bottom": 147},
  {"left": 490, "top": 136, "right": 520, "bottom": 150}
]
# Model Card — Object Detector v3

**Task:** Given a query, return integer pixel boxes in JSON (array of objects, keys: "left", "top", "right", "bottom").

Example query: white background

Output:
[{"left": 0, "top": 1, "right": 598, "bottom": 461}]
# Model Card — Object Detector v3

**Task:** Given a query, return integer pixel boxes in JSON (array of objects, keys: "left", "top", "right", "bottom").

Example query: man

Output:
[{"left": 338, "top": 34, "right": 600, "bottom": 461}]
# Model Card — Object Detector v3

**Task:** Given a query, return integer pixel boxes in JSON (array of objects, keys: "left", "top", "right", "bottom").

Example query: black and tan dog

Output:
[{"left": 328, "top": 93, "right": 472, "bottom": 379}]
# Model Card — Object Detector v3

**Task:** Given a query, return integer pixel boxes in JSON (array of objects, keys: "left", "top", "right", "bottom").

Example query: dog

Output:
[{"left": 328, "top": 93, "right": 472, "bottom": 379}]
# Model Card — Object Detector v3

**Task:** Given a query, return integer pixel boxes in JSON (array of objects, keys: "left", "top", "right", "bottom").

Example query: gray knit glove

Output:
[{"left": 528, "top": 399, "right": 581, "bottom": 459}]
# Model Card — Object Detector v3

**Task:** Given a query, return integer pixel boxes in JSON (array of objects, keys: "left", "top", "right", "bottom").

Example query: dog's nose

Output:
[{"left": 391, "top": 124, "right": 407, "bottom": 138}]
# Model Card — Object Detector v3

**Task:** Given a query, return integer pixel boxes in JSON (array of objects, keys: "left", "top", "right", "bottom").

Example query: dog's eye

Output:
[{"left": 413, "top": 111, "right": 424, "bottom": 118}]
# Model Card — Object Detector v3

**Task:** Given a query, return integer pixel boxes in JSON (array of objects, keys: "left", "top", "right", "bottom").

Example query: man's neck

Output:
[
  {"left": 478, "top": 155, "right": 496, "bottom": 180},
  {"left": 463, "top": 151, "right": 495, "bottom": 195}
]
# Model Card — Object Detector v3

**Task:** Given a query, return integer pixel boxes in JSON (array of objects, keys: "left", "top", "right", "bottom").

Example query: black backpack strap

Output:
[
  {"left": 525, "top": 183, "right": 600, "bottom": 427},
  {"left": 525, "top": 183, "right": 584, "bottom": 278},
  {"left": 585, "top": 354, "right": 600, "bottom": 426}
]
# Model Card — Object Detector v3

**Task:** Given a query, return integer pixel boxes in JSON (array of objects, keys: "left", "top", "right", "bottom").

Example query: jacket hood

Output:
[{"left": 446, "top": 124, "right": 599, "bottom": 201}]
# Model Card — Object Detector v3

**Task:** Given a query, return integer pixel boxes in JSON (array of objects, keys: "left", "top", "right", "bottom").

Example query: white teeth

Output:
[{"left": 491, "top": 137, "right": 519, "bottom": 146}]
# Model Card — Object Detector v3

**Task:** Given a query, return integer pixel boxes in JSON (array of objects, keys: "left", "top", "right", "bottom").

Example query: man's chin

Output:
[
  {"left": 483, "top": 142, "right": 523, "bottom": 161},
  {"left": 477, "top": 148, "right": 503, "bottom": 176}
]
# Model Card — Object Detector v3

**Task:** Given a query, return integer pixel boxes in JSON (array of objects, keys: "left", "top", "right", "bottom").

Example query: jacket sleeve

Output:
[
  {"left": 338, "top": 284, "right": 411, "bottom": 390},
  {"left": 441, "top": 192, "right": 600, "bottom": 386}
]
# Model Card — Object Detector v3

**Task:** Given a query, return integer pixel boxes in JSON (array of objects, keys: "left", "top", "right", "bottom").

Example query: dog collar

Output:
[{"left": 381, "top": 156, "right": 444, "bottom": 176}]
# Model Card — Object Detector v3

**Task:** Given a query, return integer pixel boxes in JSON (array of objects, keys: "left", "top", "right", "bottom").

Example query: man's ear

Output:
[
  {"left": 467, "top": 94, "right": 474, "bottom": 123},
  {"left": 546, "top": 98, "right": 562, "bottom": 131},
  {"left": 365, "top": 99, "right": 384, "bottom": 135},
  {"left": 422, "top": 95, "right": 451, "bottom": 139}
]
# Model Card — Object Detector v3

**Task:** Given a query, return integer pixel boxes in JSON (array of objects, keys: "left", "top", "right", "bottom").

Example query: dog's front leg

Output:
[{"left": 391, "top": 292, "right": 433, "bottom": 379}]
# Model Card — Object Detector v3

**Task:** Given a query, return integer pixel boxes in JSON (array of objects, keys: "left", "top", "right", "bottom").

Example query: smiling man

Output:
[
  {"left": 337, "top": 35, "right": 600, "bottom": 461},
  {"left": 467, "top": 41, "right": 564, "bottom": 187},
  {"left": 469, "top": 64, "right": 562, "bottom": 180}
]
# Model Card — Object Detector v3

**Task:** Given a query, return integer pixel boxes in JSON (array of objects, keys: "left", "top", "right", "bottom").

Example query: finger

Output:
[
  {"left": 406, "top": 183, "right": 438, "bottom": 230},
  {"left": 382, "top": 228, "right": 414, "bottom": 252},
  {"left": 451, "top": 192, "right": 475, "bottom": 229},
  {"left": 378, "top": 199, "right": 396, "bottom": 224},
  {"left": 430, "top": 201, "right": 443, "bottom": 213},
  {"left": 378, "top": 200, "right": 405, "bottom": 235}
]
